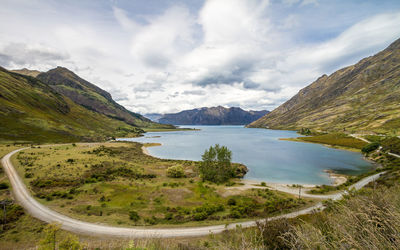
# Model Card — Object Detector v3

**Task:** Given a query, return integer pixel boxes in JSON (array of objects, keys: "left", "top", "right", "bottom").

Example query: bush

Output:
[
  {"left": 0, "top": 182, "right": 9, "bottom": 189},
  {"left": 24, "top": 172, "right": 34, "bottom": 178},
  {"left": 167, "top": 165, "right": 185, "bottom": 178},
  {"left": 144, "top": 216, "right": 157, "bottom": 225},
  {"left": 227, "top": 198, "right": 236, "bottom": 206},
  {"left": 129, "top": 210, "right": 140, "bottom": 222},
  {"left": 193, "top": 211, "right": 208, "bottom": 221},
  {"left": 362, "top": 142, "right": 380, "bottom": 154},
  {"left": 299, "top": 128, "right": 312, "bottom": 135}
]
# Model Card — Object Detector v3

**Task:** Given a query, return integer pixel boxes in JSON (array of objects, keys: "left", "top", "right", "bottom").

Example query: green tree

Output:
[{"left": 199, "top": 144, "right": 233, "bottom": 183}]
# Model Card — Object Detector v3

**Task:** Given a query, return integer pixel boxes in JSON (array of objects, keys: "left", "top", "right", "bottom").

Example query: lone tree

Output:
[{"left": 199, "top": 144, "right": 233, "bottom": 183}]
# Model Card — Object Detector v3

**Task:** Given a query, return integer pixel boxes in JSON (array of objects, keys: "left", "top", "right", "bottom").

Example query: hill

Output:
[
  {"left": 158, "top": 106, "right": 268, "bottom": 125},
  {"left": 249, "top": 38, "right": 400, "bottom": 135},
  {"left": 0, "top": 67, "right": 164, "bottom": 143},
  {"left": 36, "top": 67, "right": 172, "bottom": 129},
  {"left": 10, "top": 68, "right": 41, "bottom": 77}
]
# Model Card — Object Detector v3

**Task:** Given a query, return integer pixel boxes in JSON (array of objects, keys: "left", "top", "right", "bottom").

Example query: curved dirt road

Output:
[{"left": 1, "top": 147, "right": 385, "bottom": 238}]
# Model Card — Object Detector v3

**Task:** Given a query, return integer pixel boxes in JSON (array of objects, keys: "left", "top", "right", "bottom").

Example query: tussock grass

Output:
[{"left": 286, "top": 185, "right": 400, "bottom": 249}]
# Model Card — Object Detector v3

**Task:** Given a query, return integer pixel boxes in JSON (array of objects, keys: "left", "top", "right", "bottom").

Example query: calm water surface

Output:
[{"left": 119, "top": 126, "right": 374, "bottom": 185}]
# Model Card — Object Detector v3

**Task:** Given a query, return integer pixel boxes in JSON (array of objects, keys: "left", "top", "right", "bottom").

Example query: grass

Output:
[
  {"left": 11, "top": 142, "right": 314, "bottom": 228},
  {"left": 296, "top": 133, "right": 368, "bottom": 150}
]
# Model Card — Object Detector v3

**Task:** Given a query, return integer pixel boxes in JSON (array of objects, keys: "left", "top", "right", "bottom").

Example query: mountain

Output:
[
  {"left": 0, "top": 67, "right": 151, "bottom": 142},
  {"left": 143, "top": 113, "right": 163, "bottom": 122},
  {"left": 158, "top": 106, "right": 269, "bottom": 125},
  {"left": 36, "top": 67, "right": 172, "bottom": 129},
  {"left": 249, "top": 38, "right": 400, "bottom": 135}
]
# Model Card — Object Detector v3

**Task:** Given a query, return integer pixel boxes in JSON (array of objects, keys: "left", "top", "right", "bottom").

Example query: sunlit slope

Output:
[
  {"left": 0, "top": 67, "right": 143, "bottom": 142},
  {"left": 249, "top": 38, "right": 400, "bottom": 135}
]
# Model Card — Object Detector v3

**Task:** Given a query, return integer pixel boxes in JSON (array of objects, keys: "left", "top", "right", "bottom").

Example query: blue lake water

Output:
[{"left": 119, "top": 126, "right": 374, "bottom": 185}]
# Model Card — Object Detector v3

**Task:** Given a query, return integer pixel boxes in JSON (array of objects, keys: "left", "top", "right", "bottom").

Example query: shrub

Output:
[
  {"left": 144, "top": 216, "right": 157, "bottom": 225},
  {"left": 0, "top": 182, "right": 9, "bottom": 189},
  {"left": 167, "top": 165, "right": 185, "bottom": 178},
  {"left": 24, "top": 173, "right": 34, "bottom": 178},
  {"left": 261, "top": 182, "right": 266, "bottom": 186},
  {"left": 362, "top": 142, "right": 380, "bottom": 154},
  {"left": 129, "top": 210, "right": 140, "bottom": 222},
  {"left": 164, "top": 213, "right": 173, "bottom": 220},
  {"left": 193, "top": 211, "right": 208, "bottom": 221},
  {"left": 227, "top": 198, "right": 236, "bottom": 206},
  {"left": 299, "top": 128, "right": 312, "bottom": 135}
]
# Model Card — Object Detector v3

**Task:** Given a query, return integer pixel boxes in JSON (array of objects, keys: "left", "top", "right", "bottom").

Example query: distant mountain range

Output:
[
  {"left": 249, "top": 37, "right": 400, "bottom": 135},
  {"left": 143, "top": 113, "right": 164, "bottom": 122},
  {"left": 0, "top": 66, "right": 173, "bottom": 143},
  {"left": 150, "top": 106, "right": 269, "bottom": 125}
]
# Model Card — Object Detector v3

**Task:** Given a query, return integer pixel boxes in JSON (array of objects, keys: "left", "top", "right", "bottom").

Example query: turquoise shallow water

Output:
[{"left": 119, "top": 126, "right": 374, "bottom": 185}]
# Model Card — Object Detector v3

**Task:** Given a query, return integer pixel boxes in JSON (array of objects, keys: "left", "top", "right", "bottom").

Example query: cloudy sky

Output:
[{"left": 1, "top": 0, "right": 400, "bottom": 114}]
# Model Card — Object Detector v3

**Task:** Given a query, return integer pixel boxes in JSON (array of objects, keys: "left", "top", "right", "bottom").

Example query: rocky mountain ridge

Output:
[{"left": 158, "top": 106, "right": 268, "bottom": 125}]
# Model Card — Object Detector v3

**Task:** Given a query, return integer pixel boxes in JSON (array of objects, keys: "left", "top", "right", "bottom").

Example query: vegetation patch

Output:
[{"left": 298, "top": 133, "right": 368, "bottom": 149}]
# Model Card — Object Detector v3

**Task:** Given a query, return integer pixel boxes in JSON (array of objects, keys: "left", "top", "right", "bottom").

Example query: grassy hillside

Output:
[
  {"left": 10, "top": 68, "right": 41, "bottom": 77},
  {"left": 249, "top": 38, "right": 400, "bottom": 135},
  {"left": 0, "top": 67, "right": 145, "bottom": 143},
  {"left": 37, "top": 67, "right": 174, "bottom": 129}
]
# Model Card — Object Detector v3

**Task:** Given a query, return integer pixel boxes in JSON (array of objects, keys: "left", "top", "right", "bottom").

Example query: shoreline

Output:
[
  {"left": 141, "top": 143, "right": 162, "bottom": 156},
  {"left": 138, "top": 135, "right": 367, "bottom": 189}
]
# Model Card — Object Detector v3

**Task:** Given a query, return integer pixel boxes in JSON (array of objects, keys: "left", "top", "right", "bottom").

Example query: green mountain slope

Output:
[
  {"left": 36, "top": 67, "right": 173, "bottom": 129},
  {"left": 249, "top": 38, "right": 400, "bottom": 135},
  {"left": 0, "top": 67, "right": 145, "bottom": 143}
]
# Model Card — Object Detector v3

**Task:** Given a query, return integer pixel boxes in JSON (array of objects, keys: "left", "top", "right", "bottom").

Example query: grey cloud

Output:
[
  {"left": 141, "top": 52, "right": 170, "bottom": 69},
  {"left": 182, "top": 90, "right": 206, "bottom": 95},
  {"left": 0, "top": 43, "right": 69, "bottom": 67},
  {"left": 194, "top": 63, "right": 261, "bottom": 90},
  {"left": 108, "top": 88, "right": 130, "bottom": 102}
]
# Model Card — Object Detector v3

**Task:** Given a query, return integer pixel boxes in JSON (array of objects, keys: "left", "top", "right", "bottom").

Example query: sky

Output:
[{"left": 1, "top": 0, "right": 400, "bottom": 114}]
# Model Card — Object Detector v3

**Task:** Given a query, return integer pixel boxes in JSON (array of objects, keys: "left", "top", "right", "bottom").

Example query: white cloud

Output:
[
  {"left": 0, "top": 0, "right": 400, "bottom": 114},
  {"left": 129, "top": 6, "right": 196, "bottom": 69}
]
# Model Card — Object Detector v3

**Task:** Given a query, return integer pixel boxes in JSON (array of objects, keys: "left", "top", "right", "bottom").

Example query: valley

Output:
[{"left": 1, "top": 2, "right": 400, "bottom": 247}]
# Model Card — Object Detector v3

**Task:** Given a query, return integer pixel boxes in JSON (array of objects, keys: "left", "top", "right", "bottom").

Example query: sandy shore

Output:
[
  {"left": 324, "top": 170, "right": 347, "bottom": 186},
  {"left": 142, "top": 146, "right": 150, "bottom": 155},
  {"left": 224, "top": 179, "right": 319, "bottom": 198},
  {"left": 227, "top": 172, "right": 347, "bottom": 198},
  {"left": 141, "top": 143, "right": 162, "bottom": 156}
]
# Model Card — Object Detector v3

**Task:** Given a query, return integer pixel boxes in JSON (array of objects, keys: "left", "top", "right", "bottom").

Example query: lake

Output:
[{"left": 119, "top": 126, "right": 374, "bottom": 185}]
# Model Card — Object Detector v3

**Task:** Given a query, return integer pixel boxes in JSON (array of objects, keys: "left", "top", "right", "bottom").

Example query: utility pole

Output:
[
  {"left": 299, "top": 185, "right": 302, "bottom": 199},
  {"left": 0, "top": 199, "right": 13, "bottom": 231}
]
